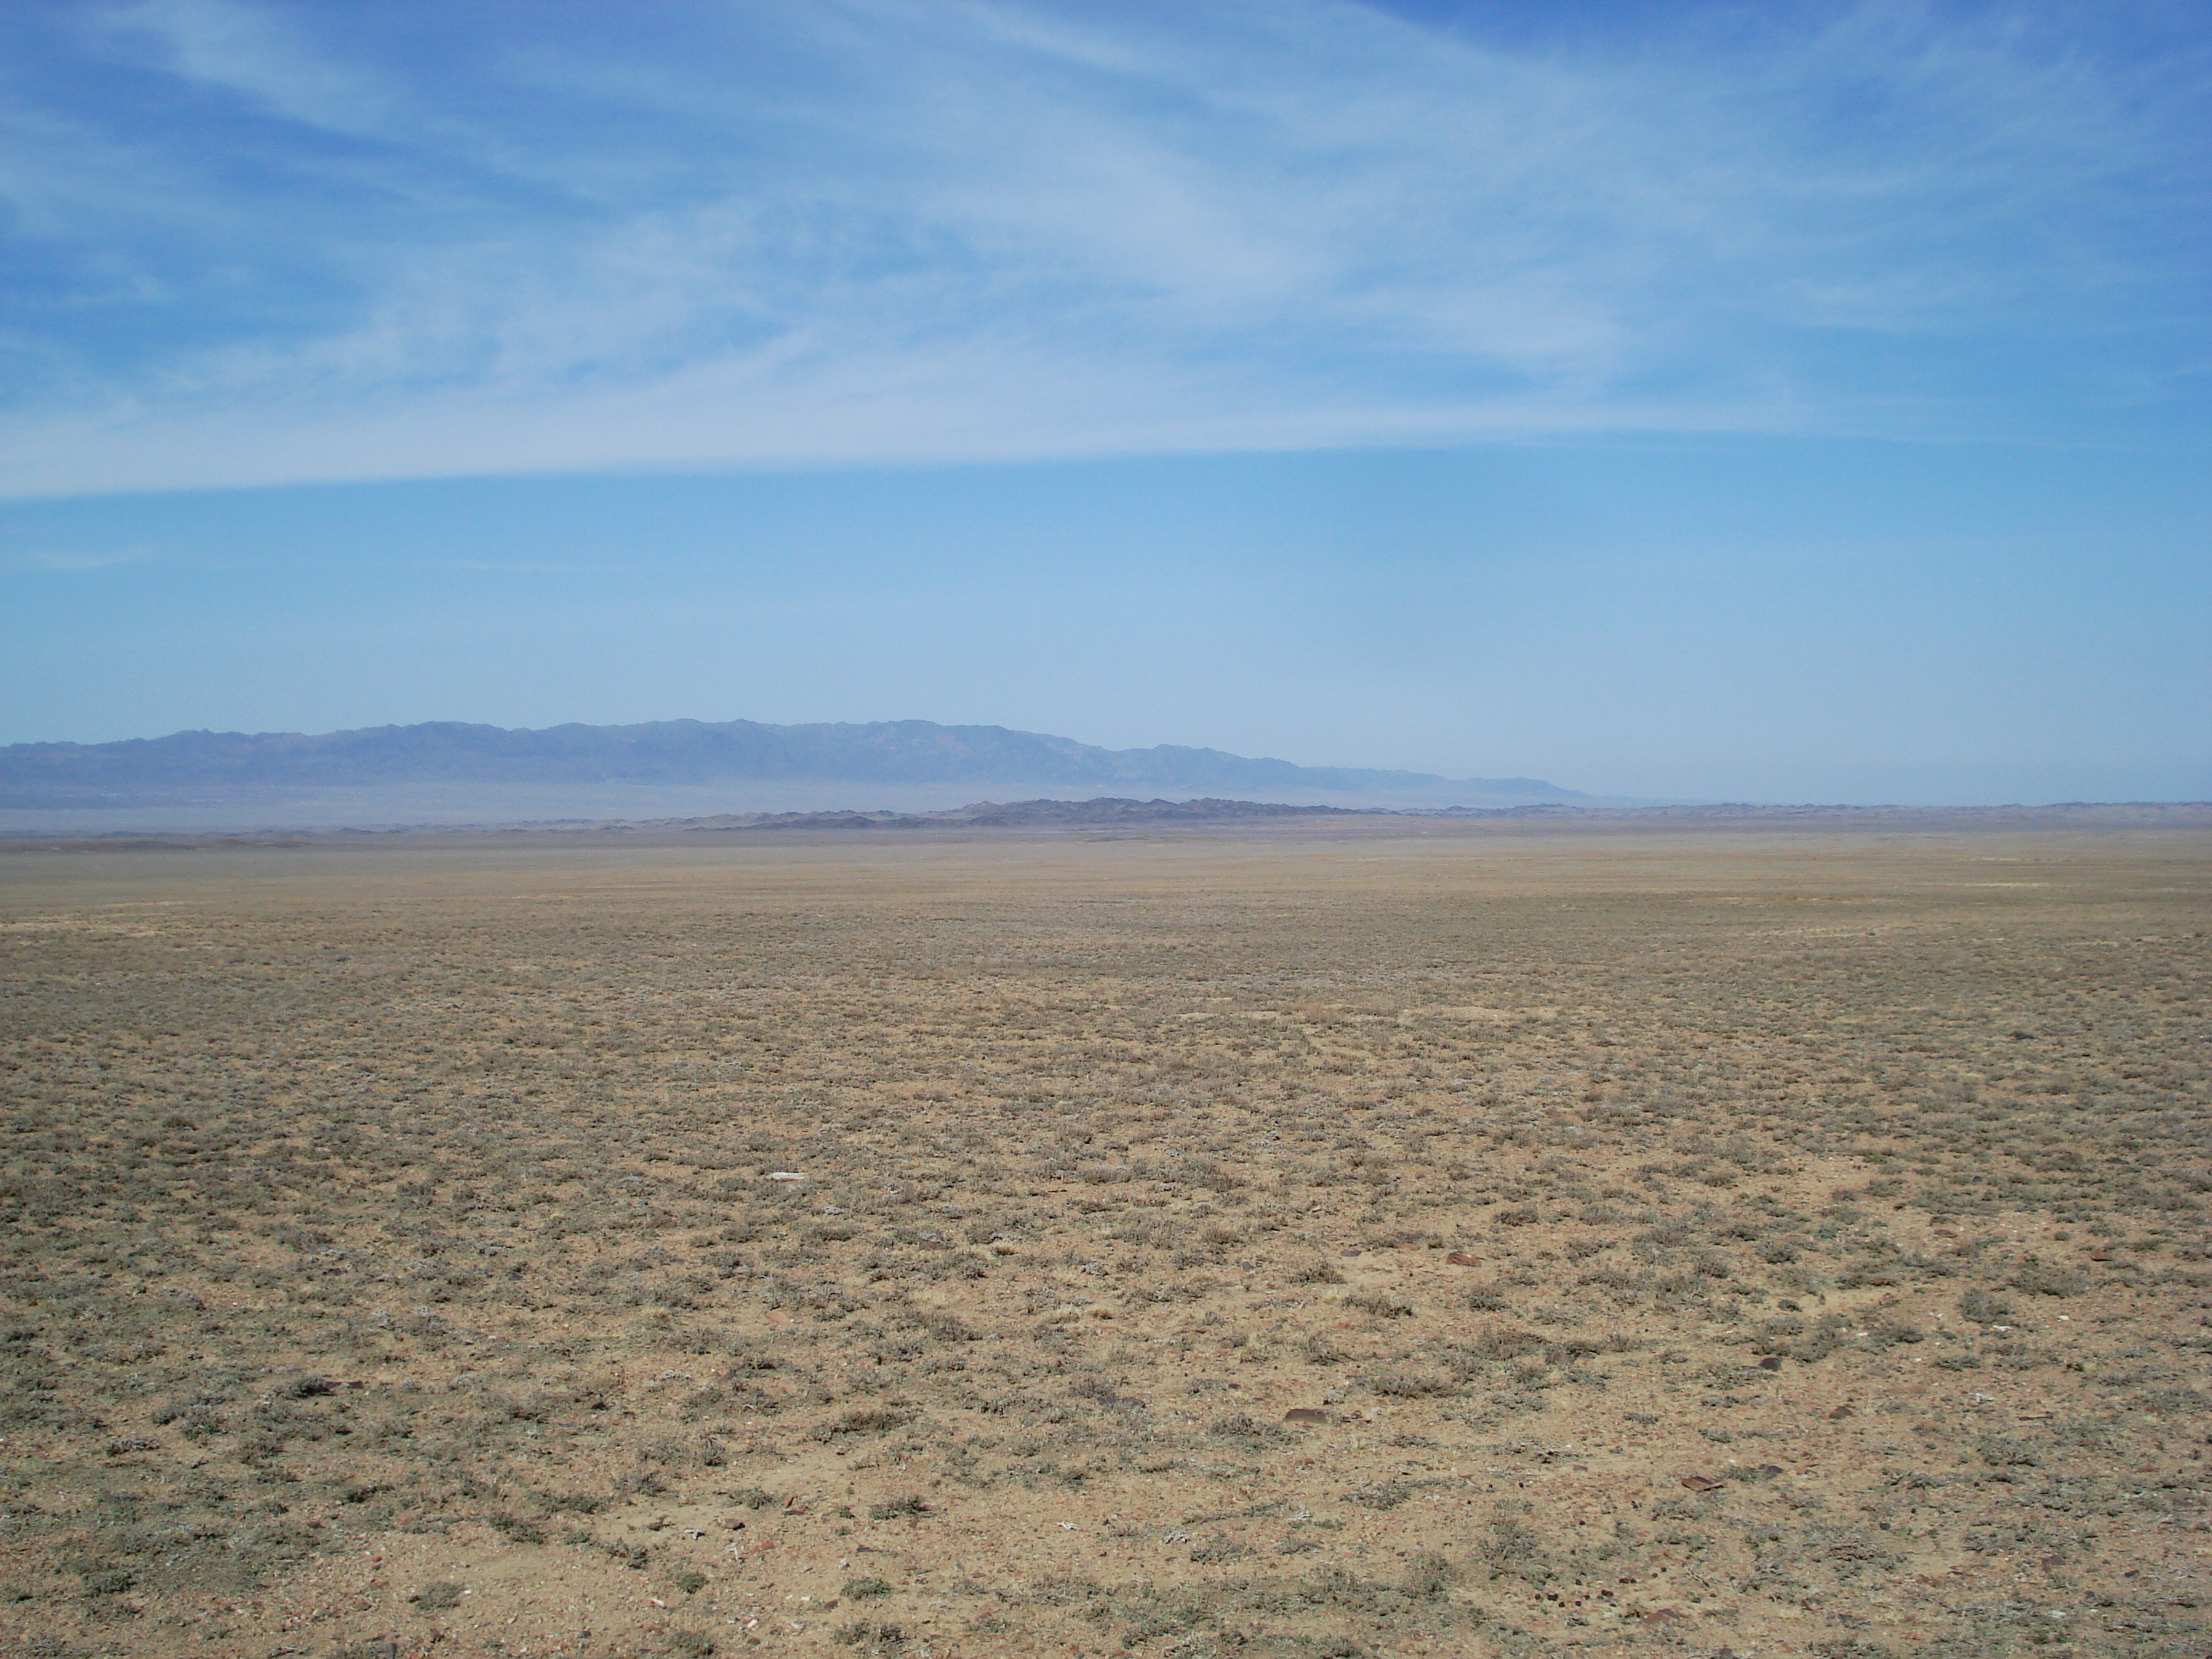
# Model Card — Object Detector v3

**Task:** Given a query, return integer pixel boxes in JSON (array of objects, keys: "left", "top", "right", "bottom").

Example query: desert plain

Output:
[{"left": 1, "top": 811, "right": 2207, "bottom": 1659}]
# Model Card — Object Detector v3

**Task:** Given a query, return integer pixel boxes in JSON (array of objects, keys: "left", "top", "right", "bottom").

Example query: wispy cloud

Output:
[
  {"left": 9, "top": 546, "right": 150, "bottom": 572},
  {"left": 1, "top": 0, "right": 2204, "bottom": 497},
  {"left": 96, "top": 0, "right": 402, "bottom": 134}
]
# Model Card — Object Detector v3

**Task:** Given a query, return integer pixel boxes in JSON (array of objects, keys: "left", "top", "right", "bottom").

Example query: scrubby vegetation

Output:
[{"left": 0, "top": 819, "right": 2206, "bottom": 1656}]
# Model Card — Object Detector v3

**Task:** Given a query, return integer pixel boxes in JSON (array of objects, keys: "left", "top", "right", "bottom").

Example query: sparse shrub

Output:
[
  {"left": 1959, "top": 1287, "right": 2014, "bottom": 1321},
  {"left": 1403, "top": 1550, "right": 1458, "bottom": 1597},
  {"left": 1301, "top": 1331, "right": 1347, "bottom": 1364},
  {"left": 1463, "top": 1325, "right": 1545, "bottom": 1361},
  {"left": 1344, "top": 1292, "right": 1413, "bottom": 1318},
  {"left": 835, "top": 1619, "right": 905, "bottom": 1649},
  {"left": 2009, "top": 1261, "right": 2088, "bottom": 1298},
  {"left": 1190, "top": 1534, "right": 1252, "bottom": 1563},
  {"left": 1208, "top": 1411, "right": 1285, "bottom": 1441},
  {"left": 1350, "top": 1481, "right": 1417, "bottom": 1510},
  {"left": 1362, "top": 1369, "right": 1452, "bottom": 1398},
  {"left": 812, "top": 1407, "right": 915, "bottom": 1440},
  {"left": 1979, "top": 1434, "right": 2044, "bottom": 1467}
]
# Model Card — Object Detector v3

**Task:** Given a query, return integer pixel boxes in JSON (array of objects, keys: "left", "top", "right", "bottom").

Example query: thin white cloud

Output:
[
  {"left": 10, "top": 547, "right": 150, "bottom": 572},
  {"left": 92, "top": 0, "right": 402, "bottom": 137},
  {"left": 1, "top": 0, "right": 2203, "bottom": 497}
]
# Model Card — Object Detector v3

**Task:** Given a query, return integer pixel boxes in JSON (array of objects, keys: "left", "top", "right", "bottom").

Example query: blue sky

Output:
[{"left": 3, "top": 0, "right": 2207, "bottom": 801}]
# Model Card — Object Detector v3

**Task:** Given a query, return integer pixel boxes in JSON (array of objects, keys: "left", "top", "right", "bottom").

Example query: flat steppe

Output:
[{"left": 1, "top": 816, "right": 2207, "bottom": 1658}]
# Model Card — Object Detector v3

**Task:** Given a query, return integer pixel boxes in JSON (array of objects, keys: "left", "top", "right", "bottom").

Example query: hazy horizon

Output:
[
  {"left": 2, "top": 711, "right": 2204, "bottom": 816},
  {"left": 4, "top": 1, "right": 2206, "bottom": 804}
]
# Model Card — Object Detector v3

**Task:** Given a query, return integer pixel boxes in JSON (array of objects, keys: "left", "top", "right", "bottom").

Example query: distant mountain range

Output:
[{"left": 0, "top": 718, "right": 1587, "bottom": 807}]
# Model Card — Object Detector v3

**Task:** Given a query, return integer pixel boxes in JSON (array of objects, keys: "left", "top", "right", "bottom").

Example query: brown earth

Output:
[{"left": 1, "top": 815, "right": 2207, "bottom": 1659}]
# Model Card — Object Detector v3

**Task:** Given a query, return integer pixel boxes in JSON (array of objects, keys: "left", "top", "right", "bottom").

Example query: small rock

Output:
[
  {"left": 1678, "top": 1475, "right": 1723, "bottom": 1492},
  {"left": 1283, "top": 1408, "right": 1329, "bottom": 1425},
  {"left": 1757, "top": 1357, "right": 1783, "bottom": 1371},
  {"left": 1445, "top": 1251, "right": 1482, "bottom": 1267},
  {"left": 1827, "top": 1404, "right": 1855, "bottom": 1419}
]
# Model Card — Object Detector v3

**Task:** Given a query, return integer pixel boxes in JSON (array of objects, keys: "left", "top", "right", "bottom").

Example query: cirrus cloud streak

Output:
[{"left": 1, "top": 0, "right": 2204, "bottom": 498}]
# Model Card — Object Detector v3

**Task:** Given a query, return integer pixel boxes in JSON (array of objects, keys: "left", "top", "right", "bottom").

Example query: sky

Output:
[{"left": 2, "top": 0, "right": 2208, "bottom": 803}]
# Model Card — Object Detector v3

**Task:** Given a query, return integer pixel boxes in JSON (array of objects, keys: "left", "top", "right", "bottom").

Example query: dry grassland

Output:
[{"left": 1, "top": 819, "right": 2208, "bottom": 1659}]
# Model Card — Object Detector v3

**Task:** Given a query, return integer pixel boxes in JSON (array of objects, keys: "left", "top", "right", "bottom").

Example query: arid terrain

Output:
[{"left": 1, "top": 814, "right": 2207, "bottom": 1659}]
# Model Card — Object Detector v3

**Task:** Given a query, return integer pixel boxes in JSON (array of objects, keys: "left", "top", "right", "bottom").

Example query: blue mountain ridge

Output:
[{"left": 0, "top": 718, "right": 1586, "bottom": 802}]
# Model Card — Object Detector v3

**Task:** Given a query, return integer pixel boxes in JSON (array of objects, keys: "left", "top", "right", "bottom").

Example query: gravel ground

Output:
[{"left": 1, "top": 817, "right": 2206, "bottom": 1658}]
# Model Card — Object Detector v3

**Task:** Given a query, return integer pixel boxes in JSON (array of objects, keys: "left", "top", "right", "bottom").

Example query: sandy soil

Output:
[{"left": 1, "top": 817, "right": 2206, "bottom": 1658}]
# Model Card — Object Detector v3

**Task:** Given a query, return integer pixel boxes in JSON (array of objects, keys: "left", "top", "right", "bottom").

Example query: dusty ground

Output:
[{"left": 1, "top": 817, "right": 2207, "bottom": 1659}]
